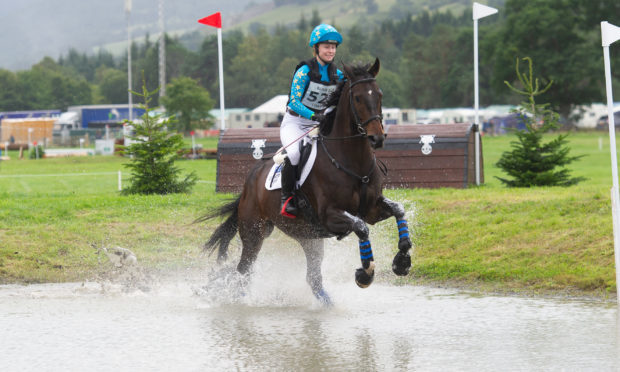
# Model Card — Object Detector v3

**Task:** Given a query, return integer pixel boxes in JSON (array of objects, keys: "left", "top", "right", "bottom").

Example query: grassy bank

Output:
[{"left": 0, "top": 131, "right": 617, "bottom": 298}]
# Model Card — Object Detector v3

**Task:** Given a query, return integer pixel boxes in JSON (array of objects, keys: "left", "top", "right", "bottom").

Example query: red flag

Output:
[{"left": 198, "top": 12, "right": 221, "bottom": 29}]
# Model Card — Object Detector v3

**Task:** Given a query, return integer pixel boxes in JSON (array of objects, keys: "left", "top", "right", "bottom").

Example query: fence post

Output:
[{"left": 118, "top": 170, "right": 122, "bottom": 191}]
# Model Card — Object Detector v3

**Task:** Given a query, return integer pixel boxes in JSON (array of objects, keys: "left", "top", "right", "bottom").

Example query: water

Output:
[{"left": 0, "top": 242, "right": 618, "bottom": 371}]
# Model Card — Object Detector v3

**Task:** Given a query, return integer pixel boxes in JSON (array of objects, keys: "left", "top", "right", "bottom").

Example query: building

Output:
[
  {"left": 225, "top": 95, "right": 287, "bottom": 129},
  {"left": 383, "top": 108, "right": 417, "bottom": 125},
  {"left": 222, "top": 95, "right": 419, "bottom": 129}
]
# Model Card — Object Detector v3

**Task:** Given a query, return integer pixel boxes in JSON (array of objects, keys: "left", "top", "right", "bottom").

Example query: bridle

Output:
[
  {"left": 348, "top": 77, "right": 384, "bottom": 135},
  {"left": 317, "top": 75, "right": 387, "bottom": 218}
]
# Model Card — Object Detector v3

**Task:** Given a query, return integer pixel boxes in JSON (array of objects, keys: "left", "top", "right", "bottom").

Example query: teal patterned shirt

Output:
[{"left": 287, "top": 62, "right": 344, "bottom": 119}]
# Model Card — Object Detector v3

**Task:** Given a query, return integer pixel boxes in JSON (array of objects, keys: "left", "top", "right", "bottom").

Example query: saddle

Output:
[{"left": 265, "top": 134, "right": 318, "bottom": 191}]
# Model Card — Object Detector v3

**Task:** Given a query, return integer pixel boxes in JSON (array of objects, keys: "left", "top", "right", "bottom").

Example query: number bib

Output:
[{"left": 301, "top": 82, "right": 337, "bottom": 111}]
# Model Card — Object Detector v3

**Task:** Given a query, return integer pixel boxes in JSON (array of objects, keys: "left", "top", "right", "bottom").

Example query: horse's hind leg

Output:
[
  {"left": 299, "top": 238, "right": 331, "bottom": 306},
  {"left": 237, "top": 219, "right": 274, "bottom": 275}
]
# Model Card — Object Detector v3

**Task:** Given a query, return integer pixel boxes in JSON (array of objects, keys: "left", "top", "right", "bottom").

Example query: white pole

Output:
[
  {"left": 118, "top": 170, "right": 122, "bottom": 191},
  {"left": 603, "top": 45, "right": 620, "bottom": 200},
  {"left": 601, "top": 21, "right": 620, "bottom": 302},
  {"left": 473, "top": 18, "right": 480, "bottom": 186},
  {"left": 612, "top": 188, "right": 620, "bottom": 300},
  {"left": 158, "top": 0, "right": 166, "bottom": 98},
  {"left": 217, "top": 28, "right": 226, "bottom": 130},
  {"left": 192, "top": 133, "right": 196, "bottom": 158},
  {"left": 472, "top": 2, "right": 498, "bottom": 186},
  {"left": 126, "top": 3, "right": 133, "bottom": 121}
]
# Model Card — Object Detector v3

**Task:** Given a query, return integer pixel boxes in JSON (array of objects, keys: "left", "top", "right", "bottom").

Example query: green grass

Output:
[
  {"left": 403, "top": 131, "right": 617, "bottom": 296},
  {"left": 0, "top": 131, "right": 618, "bottom": 298}
]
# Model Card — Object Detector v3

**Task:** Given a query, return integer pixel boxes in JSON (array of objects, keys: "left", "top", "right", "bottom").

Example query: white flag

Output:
[
  {"left": 602, "top": 21, "right": 620, "bottom": 47},
  {"left": 473, "top": 2, "right": 498, "bottom": 20},
  {"left": 125, "top": 0, "right": 132, "bottom": 13}
]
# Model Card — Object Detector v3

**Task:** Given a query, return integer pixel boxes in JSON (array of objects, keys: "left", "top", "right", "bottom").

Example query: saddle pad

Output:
[{"left": 265, "top": 136, "right": 317, "bottom": 191}]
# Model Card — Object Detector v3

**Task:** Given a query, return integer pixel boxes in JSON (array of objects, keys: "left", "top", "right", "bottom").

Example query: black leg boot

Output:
[{"left": 280, "top": 157, "right": 298, "bottom": 218}]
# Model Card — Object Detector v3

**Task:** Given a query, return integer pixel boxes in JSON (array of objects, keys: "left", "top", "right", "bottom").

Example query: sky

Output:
[{"left": 0, "top": 0, "right": 265, "bottom": 71}]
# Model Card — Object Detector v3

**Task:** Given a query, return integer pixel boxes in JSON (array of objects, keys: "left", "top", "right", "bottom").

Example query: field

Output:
[{"left": 0, "top": 131, "right": 618, "bottom": 298}]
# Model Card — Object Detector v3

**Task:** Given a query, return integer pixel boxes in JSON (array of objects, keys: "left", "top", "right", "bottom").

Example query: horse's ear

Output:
[
  {"left": 368, "top": 58, "right": 380, "bottom": 77},
  {"left": 342, "top": 63, "right": 354, "bottom": 79}
]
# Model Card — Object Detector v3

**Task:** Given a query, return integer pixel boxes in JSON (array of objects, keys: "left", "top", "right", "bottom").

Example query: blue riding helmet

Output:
[{"left": 309, "top": 24, "right": 343, "bottom": 47}]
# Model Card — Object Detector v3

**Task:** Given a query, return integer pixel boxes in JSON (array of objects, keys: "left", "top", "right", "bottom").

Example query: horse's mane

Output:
[{"left": 319, "top": 62, "right": 374, "bottom": 136}]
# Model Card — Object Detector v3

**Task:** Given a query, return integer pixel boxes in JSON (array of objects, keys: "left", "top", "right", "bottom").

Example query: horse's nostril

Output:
[{"left": 369, "top": 135, "right": 385, "bottom": 149}]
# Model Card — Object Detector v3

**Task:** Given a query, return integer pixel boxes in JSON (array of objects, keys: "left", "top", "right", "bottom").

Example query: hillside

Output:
[
  {"left": 231, "top": 0, "right": 473, "bottom": 31},
  {"left": 0, "top": 0, "right": 503, "bottom": 71},
  {"left": 0, "top": 0, "right": 267, "bottom": 71},
  {"left": 179, "top": 0, "right": 501, "bottom": 50}
]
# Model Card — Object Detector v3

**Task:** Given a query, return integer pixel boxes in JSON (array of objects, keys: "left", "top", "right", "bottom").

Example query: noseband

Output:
[{"left": 348, "top": 77, "right": 384, "bottom": 135}]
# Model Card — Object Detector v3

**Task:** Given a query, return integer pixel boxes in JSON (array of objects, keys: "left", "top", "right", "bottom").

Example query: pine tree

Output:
[
  {"left": 496, "top": 57, "right": 585, "bottom": 187},
  {"left": 122, "top": 79, "right": 197, "bottom": 195}
]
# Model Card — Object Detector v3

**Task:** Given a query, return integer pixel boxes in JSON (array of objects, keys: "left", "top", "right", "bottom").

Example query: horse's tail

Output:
[{"left": 196, "top": 196, "right": 241, "bottom": 262}]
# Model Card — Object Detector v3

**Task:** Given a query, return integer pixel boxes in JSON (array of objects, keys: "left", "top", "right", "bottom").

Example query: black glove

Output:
[{"left": 311, "top": 113, "right": 325, "bottom": 123}]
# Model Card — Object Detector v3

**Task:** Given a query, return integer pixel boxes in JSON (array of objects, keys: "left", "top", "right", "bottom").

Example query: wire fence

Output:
[{"left": 0, "top": 171, "right": 215, "bottom": 194}]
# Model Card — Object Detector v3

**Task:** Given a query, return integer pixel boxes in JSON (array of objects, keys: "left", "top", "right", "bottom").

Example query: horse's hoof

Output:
[
  {"left": 315, "top": 289, "right": 333, "bottom": 307},
  {"left": 392, "top": 251, "right": 411, "bottom": 276},
  {"left": 355, "top": 262, "right": 375, "bottom": 288}
]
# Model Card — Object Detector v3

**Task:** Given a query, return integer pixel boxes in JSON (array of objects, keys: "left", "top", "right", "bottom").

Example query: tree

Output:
[
  {"left": 0, "top": 69, "right": 23, "bottom": 110},
  {"left": 122, "top": 81, "right": 197, "bottom": 195},
  {"left": 160, "top": 76, "right": 214, "bottom": 133},
  {"left": 309, "top": 9, "right": 321, "bottom": 27},
  {"left": 365, "top": 0, "right": 378, "bottom": 14},
  {"left": 492, "top": 0, "right": 602, "bottom": 119},
  {"left": 496, "top": 58, "right": 586, "bottom": 187},
  {"left": 17, "top": 57, "right": 92, "bottom": 110},
  {"left": 95, "top": 67, "right": 128, "bottom": 104},
  {"left": 226, "top": 30, "right": 272, "bottom": 108}
]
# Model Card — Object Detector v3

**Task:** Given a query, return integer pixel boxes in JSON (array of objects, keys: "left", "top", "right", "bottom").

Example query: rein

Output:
[
  {"left": 319, "top": 138, "right": 376, "bottom": 218},
  {"left": 318, "top": 76, "right": 384, "bottom": 218}
]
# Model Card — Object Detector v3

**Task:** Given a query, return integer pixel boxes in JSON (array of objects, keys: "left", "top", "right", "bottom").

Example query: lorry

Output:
[
  {"left": 0, "top": 110, "right": 61, "bottom": 147},
  {"left": 54, "top": 104, "right": 146, "bottom": 131},
  {"left": 0, "top": 110, "right": 61, "bottom": 121}
]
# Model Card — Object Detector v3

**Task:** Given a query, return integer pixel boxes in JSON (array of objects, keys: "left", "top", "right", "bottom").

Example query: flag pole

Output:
[
  {"left": 126, "top": 0, "right": 133, "bottom": 121},
  {"left": 601, "top": 21, "right": 620, "bottom": 301},
  {"left": 198, "top": 12, "right": 226, "bottom": 130},
  {"left": 473, "top": 16, "right": 480, "bottom": 185},
  {"left": 472, "top": 2, "right": 498, "bottom": 186},
  {"left": 217, "top": 27, "right": 225, "bottom": 130}
]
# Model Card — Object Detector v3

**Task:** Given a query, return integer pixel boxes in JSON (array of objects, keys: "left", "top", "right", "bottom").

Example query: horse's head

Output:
[{"left": 343, "top": 58, "right": 385, "bottom": 149}]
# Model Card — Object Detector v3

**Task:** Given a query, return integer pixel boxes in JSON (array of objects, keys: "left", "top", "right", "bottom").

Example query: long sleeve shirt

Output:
[{"left": 287, "top": 62, "right": 344, "bottom": 119}]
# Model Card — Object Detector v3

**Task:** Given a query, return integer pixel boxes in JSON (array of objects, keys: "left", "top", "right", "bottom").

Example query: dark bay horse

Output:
[{"left": 202, "top": 58, "right": 412, "bottom": 305}]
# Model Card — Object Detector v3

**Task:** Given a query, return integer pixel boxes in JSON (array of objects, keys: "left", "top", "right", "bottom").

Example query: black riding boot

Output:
[{"left": 280, "top": 157, "right": 298, "bottom": 218}]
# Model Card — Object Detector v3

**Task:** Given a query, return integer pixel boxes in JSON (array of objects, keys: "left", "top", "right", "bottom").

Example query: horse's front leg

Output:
[
  {"left": 377, "top": 196, "right": 412, "bottom": 276},
  {"left": 324, "top": 208, "right": 375, "bottom": 288}
]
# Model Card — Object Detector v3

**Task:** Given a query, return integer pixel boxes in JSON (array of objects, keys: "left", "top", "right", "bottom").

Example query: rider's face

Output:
[{"left": 317, "top": 43, "right": 337, "bottom": 64}]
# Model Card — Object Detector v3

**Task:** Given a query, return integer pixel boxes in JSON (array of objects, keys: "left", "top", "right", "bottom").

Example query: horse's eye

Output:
[{"left": 355, "top": 96, "right": 360, "bottom": 103}]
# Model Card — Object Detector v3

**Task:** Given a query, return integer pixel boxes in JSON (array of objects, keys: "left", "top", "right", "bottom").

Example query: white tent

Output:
[{"left": 252, "top": 95, "right": 288, "bottom": 115}]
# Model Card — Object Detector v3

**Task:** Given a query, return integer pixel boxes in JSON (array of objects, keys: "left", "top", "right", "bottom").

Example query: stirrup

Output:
[{"left": 280, "top": 196, "right": 297, "bottom": 219}]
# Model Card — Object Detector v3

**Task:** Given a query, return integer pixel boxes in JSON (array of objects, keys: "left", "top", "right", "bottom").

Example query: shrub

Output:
[
  {"left": 121, "top": 80, "right": 197, "bottom": 195},
  {"left": 495, "top": 57, "right": 585, "bottom": 187}
]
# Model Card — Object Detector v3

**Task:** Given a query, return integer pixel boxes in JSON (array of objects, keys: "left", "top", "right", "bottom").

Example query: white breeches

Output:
[{"left": 280, "top": 112, "right": 318, "bottom": 166}]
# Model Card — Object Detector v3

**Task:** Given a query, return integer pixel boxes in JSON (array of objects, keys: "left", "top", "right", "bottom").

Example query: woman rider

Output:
[{"left": 280, "top": 24, "right": 345, "bottom": 218}]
